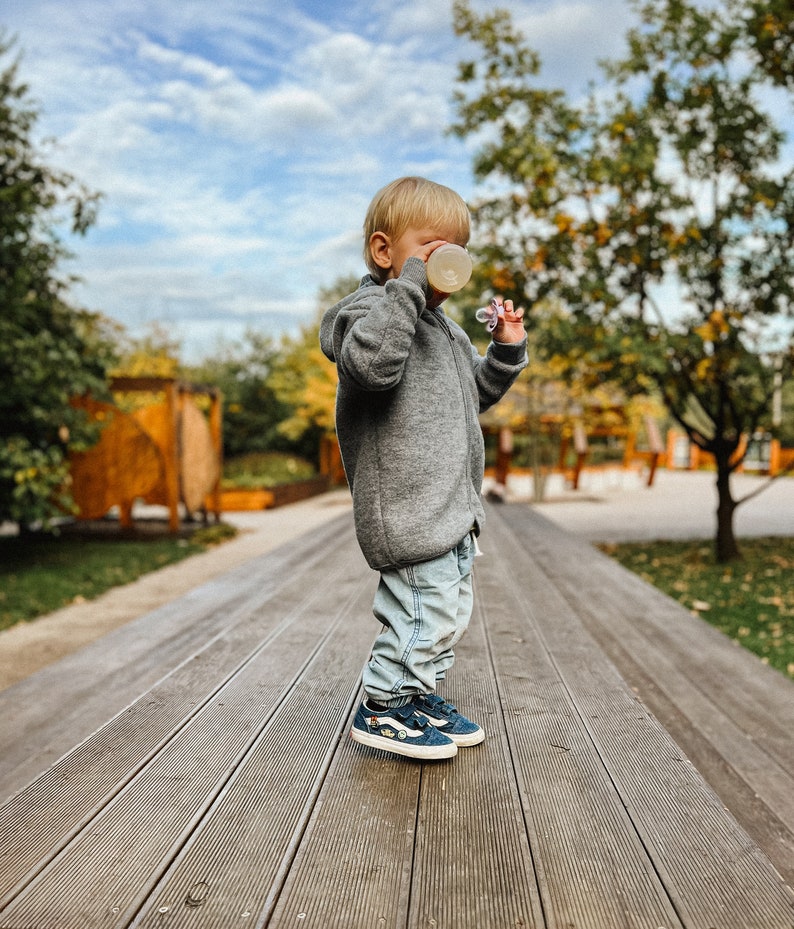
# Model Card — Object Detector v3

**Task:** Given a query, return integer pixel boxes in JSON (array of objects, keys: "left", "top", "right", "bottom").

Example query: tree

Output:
[
  {"left": 0, "top": 39, "right": 115, "bottom": 528},
  {"left": 266, "top": 276, "right": 354, "bottom": 459},
  {"left": 186, "top": 276, "right": 356, "bottom": 465},
  {"left": 451, "top": 0, "right": 794, "bottom": 561},
  {"left": 113, "top": 323, "right": 182, "bottom": 382},
  {"left": 186, "top": 331, "right": 295, "bottom": 460},
  {"left": 740, "top": 0, "right": 794, "bottom": 89}
]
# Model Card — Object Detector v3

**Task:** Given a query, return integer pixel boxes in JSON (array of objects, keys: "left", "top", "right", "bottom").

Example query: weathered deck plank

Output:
[
  {"left": 130, "top": 583, "right": 374, "bottom": 928},
  {"left": 483, "top": 511, "right": 792, "bottom": 927},
  {"left": 0, "top": 501, "right": 792, "bottom": 928},
  {"left": 496, "top": 503, "right": 794, "bottom": 885},
  {"left": 271, "top": 586, "right": 546, "bottom": 929},
  {"left": 0, "top": 522, "right": 365, "bottom": 904},
  {"left": 474, "top": 540, "right": 684, "bottom": 929},
  {"left": 0, "top": 518, "right": 353, "bottom": 803}
]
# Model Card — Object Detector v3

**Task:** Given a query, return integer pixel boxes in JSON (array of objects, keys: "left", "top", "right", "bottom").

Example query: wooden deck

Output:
[{"left": 0, "top": 501, "right": 792, "bottom": 928}]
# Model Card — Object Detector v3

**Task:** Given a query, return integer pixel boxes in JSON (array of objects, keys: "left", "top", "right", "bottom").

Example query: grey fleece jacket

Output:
[{"left": 320, "top": 256, "right": 528, "bottom": 571}]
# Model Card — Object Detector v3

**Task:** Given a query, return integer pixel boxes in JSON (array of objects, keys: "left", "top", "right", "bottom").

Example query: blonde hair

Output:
[{"left": 363, "top": 176, "right": 471, "bottom": 279}]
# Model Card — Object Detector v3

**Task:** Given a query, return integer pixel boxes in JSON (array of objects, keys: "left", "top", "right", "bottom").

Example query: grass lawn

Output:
[
  {"left": 0, "top": 523, "right": 236, "bottom": 633},
  {"left": 222, "top": 451, "right": 316, "bottom": 489},
  {"left": 0, "top": 454, "right": 316, "bottom": 633},
  {"left": 599, "top": 536, "right": 794, "bottom": 679}
]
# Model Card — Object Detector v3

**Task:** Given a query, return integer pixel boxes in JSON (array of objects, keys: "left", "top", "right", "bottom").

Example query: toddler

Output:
[{"left": 320, "top": 176, "right": 527, "bottom": 760}]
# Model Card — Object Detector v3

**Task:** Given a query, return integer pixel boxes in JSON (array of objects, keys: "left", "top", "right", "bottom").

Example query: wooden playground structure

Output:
[
  {"left": 666, "top": 429, "right": 794, "bottom": 476},
  {"left": 69, "top": 377, "right": 223, "bottom": 532},
  {"left": 485, "top": 405, "right": 666, "bottom": 493},
  {"left": 67, "top": 381, "right": 789, "bottom": 526},
  {"left": 485, "top": 414, "right": 791, "bottom": 495}
]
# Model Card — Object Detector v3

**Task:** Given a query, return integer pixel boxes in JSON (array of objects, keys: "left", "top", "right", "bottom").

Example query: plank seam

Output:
[
  {"left": 475, "top": 578, "right": 551, "bottom": 929},
  {"left": 0, "top": 565, "right": 357, "bottom": 915},
  {"left": 124, "top": 582, "right": 370, "bottom": 929},
  {"left": 486, "top": 511, "right": 689, "bottom": 928},
  {"left": 489, "top": 505, "right": 794, "bottom": 925}
]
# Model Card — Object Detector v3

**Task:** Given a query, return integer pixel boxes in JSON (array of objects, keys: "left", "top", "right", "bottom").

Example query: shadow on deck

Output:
[{"left": 0, "top": 503, "right": 792, "bottom": 928}]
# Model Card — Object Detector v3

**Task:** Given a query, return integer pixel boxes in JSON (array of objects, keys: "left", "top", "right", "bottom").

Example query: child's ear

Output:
[{"left": 369, "top": 232, "right": 392, "bottom": 273}]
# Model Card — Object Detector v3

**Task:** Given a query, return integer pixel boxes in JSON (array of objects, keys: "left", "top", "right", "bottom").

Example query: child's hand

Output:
[
  {"left": 412, "top": 240, "right": 448, "bottom": 264},
  {"left": 492, "top": 299, "right": 525, "bottom": 343}
]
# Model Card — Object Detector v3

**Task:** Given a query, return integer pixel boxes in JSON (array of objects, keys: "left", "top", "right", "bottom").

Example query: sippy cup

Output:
[{"left": 426, "top": 244, "right": 473, "bottom": 293}]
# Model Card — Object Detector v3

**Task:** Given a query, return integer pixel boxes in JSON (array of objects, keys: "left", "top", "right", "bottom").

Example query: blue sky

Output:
[{"left": 4, "top": 0, "right": 777, "bottom": 362}]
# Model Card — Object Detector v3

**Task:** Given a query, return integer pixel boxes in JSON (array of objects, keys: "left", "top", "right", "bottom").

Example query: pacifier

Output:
[{"left": 475, "top": 298, "right": 505, "bottom": 332}]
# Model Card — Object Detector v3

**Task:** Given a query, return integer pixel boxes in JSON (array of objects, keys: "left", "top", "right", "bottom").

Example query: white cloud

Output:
[
  {"left": 12, "top": 0, "right": 786, "bottom": 366},
  {"left": 291, "top": 151, "right": 382, "bottom": 178},
  {"left": 136, "top": 38, "right": 236, "bottom": 84},
  {"left": 371, "top": 0, "right": 457, "bottom": 43},
  {"left": 156, "top": 75, "right": 338, "bottom": 148},
  {"left": 454, "top": 0, "right": 633, "bottom": 94}
]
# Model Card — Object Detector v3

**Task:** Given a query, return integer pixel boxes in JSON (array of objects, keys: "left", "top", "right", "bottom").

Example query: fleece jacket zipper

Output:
[{"left": 432, "top": 309, "right": 476, "bottom": 515}]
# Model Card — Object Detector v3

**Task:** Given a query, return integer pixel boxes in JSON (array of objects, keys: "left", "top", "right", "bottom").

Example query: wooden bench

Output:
[{"left": 0, "top": 503, "right": 792, "bottom": 928}]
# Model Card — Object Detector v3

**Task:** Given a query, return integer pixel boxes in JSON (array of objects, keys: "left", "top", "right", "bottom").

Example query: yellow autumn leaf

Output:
[
  {"left": 492, "top": 268, "right": 516, "bottom": 291},
  {"left": 553, "top": 213, "right": 575, "bottom": 234},
  {"left": 527, "top": 247, "right": 547, "bottom": 272},
  {"left": 710, "top": 310, "right": 728, "bottom": 334},
  {"left": 696, "top": 358, "right": 712, "bottom": 380}
]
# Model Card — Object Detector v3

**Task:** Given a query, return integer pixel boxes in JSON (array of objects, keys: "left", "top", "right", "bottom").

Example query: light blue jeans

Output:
[{"left": 362, "top": 533, "right": 476, "bottom": 707}]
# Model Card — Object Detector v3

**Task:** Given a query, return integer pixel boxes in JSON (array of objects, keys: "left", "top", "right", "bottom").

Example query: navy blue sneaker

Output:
[
  {"left": 413, "top": 694, "right": 485, "bottom": 746},
  {"left": 351, "top": 701, "right": 458, "bottom": 760}
]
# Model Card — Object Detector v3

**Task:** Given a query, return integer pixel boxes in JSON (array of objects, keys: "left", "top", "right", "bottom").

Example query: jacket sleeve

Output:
[
  {"left": 470, "top": 335, "right": 529, "bottom": 413},
  {"left": 324, "top": 259, "right": 429, "bottom": 392}
]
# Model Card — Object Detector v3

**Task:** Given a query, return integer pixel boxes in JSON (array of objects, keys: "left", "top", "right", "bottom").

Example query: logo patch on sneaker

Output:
[{"left": 361, "top": 707, "right": 427, "bottom": 740}]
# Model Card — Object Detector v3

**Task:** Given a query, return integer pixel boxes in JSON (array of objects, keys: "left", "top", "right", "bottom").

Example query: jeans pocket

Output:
[{"left": 457, "top": 532, "right": 476, "bottom": 575}]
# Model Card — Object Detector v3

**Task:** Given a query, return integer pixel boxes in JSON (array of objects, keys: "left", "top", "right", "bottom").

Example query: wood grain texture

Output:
[{"left": 1, "top": 503, "right": 792, "bottom": 928}]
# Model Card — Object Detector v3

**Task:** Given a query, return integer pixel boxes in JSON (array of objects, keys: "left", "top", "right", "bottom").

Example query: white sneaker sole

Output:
[
  {"left": 350, "top": 727, "right": 458, "bottom": 760},
  {"left": 445, "top": 727, "right": 485, "bottom": 747}
]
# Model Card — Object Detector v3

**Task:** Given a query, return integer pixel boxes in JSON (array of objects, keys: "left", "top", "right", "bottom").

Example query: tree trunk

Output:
[
  {"left": 530, "top": 434, "right": 546, "bottom": 502},
  {"left": 714, "top": 459, "right": 741, "bottom": 562}
]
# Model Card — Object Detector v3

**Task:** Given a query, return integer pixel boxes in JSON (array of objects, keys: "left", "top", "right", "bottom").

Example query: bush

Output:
[{"left": 222, "top": 452, "right": 316, "bottom": 489}]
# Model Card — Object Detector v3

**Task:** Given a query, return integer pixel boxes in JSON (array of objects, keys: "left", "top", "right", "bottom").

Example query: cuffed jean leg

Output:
[
  {"left": 362, "top": 533, "right": 476, "bottom": 707},
  {"left": 433, "top": 533, "right": 475, "bottom": 682}
]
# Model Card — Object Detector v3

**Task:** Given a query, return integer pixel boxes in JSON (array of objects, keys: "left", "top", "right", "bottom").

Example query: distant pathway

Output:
[{"left": 529, "top": 469, "right": 793, "bottom": 543}]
